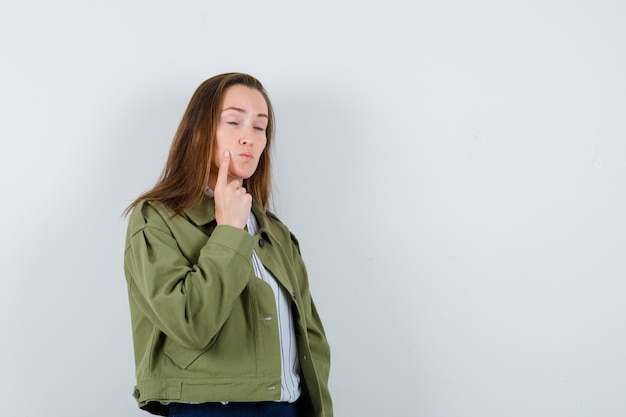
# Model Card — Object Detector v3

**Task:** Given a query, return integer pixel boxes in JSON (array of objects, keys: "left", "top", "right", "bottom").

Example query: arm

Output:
[{"left": 125, "top": 203, "right": 255, "bottom": 350}]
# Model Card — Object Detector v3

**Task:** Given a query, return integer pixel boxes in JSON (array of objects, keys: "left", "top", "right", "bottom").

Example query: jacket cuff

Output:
[{"left": 207, "top": 224, "right": 255, "bottom": 259}]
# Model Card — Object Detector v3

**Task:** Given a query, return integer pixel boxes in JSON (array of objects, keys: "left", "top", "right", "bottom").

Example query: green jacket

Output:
[{"left": 124, "top": 197, "right": 332, "bottom": 416}]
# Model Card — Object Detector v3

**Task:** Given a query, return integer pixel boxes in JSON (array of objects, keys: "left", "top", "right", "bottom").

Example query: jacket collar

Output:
[
  {"left": 184, "top": 194, "right": 280, "bottom": 245},
  {"left": 184, "top": 194, "right": 216, "bottom": 226}
]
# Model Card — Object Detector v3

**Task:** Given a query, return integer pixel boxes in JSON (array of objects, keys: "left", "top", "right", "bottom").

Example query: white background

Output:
[{"left": 1, "top": 1, "right": 625, "bottom": 416}]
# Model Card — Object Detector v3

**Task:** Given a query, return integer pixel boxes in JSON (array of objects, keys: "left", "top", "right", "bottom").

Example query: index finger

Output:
[{"left": 216, "top": 151, "right": 230, "bottom": 187}]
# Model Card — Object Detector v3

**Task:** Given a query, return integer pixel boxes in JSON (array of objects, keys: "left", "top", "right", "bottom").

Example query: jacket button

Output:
[
  {"left": 259, "top": 238, "right": 265, "bottom": 248},
  {"left": 133, "top": 388, "right": 141, "bottom": 399}
]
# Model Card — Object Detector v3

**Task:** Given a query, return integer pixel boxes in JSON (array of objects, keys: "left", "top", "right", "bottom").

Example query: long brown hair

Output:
[{"left": 124, "top": 73, "right": 275, "bottom": 217}]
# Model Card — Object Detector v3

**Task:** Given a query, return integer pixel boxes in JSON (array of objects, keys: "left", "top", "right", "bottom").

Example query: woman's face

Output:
[{"left": 210, "top": 84, "right": 269, "bottom": 186}]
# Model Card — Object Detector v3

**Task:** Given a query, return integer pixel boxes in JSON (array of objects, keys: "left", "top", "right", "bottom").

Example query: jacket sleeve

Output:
[
  {"left": 291, "top": 233, "right": 333, "bottom": 417},
  {"left": 124, "top": 203, "right": 255, "bottom": 350}
]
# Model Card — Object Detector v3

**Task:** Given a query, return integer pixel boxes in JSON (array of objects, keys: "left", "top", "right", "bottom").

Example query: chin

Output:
[{"left": 239, "top": 170, "right": 257, "bottom": 180}]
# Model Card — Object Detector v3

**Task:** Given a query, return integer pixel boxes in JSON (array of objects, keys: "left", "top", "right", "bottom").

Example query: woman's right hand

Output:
[{"left": 214, "top": 151, "right": 252, "bottom": 229}]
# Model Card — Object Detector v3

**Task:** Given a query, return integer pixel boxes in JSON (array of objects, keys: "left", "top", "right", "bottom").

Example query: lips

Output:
[{"left": 239, "top": 152, "right": 253, "bottom": 161}]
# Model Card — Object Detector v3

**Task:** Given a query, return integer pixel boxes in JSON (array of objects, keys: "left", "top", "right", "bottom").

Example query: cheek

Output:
[
  {"left": 212, "top": 135, "right": 227, "bottom": 166},
  {"left": 211, "top": 148, "right": 224, "bottom": 170}
]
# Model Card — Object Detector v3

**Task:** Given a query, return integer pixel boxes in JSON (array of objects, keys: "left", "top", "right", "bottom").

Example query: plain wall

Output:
[{"left": 1, "top": 1, "right": 625, "bottom": 416}]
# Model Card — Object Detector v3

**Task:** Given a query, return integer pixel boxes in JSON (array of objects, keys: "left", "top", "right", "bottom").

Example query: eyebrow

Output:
[{"left": 221, "top": 106, "right": 268, "bottom": 119}]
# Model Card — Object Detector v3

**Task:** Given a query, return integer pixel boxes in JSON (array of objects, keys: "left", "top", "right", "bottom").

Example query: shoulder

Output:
[
  {"left": 126, "top": 200, "right": 176, "bottom": 237},
  {"left": 266, "top": 211, "right": 302, "bottom": 253}
]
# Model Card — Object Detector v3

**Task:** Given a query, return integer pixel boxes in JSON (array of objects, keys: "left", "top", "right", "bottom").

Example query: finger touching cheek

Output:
[{"left": 213, "top": 152, "right": 224, "bottom": 168}]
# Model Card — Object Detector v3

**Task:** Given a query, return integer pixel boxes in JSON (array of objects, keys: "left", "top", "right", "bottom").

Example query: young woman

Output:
[{"left": 123, "top": 73, "right": 332, "bottom": 417}]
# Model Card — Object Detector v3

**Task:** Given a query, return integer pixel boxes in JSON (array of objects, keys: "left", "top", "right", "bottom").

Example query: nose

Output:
[{"left": 240, "top": 127, "right": 255, "bottom": 146}]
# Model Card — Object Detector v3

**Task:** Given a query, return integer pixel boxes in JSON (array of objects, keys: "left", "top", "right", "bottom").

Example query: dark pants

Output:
[{"left": 168, "top": 401, "right": 300, "bottom": 417}]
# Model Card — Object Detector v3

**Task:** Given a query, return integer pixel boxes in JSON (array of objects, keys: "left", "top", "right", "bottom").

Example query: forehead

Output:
[{"left": 221, "top": 84, "right": 268, "bottom": 114}]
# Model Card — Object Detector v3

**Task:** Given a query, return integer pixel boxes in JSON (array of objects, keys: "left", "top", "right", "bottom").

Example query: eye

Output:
[
  {"left": 254, "top": 126, "right": 266, "bottom": 132},
  {"left": 227, "top": 121, "right": 239, "bottom": 126}
]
